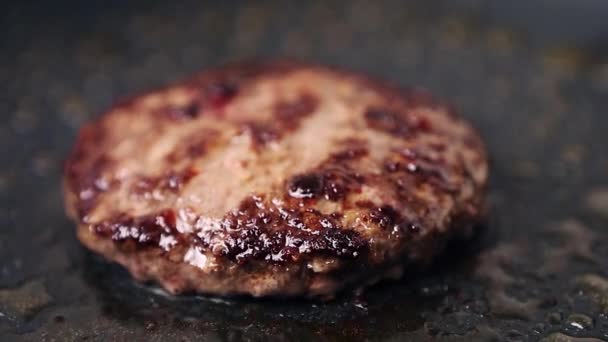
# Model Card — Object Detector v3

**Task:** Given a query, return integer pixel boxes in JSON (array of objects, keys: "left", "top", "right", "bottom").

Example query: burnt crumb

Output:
[
  {"left": 288, "top": 173, "right": 324, "bottom": 199},
  {"left": 365, "top": 108, "right": 409, "bottom": 136},
  {"left": 166, "top": 102, "right": 200, "bottom": 120},
  {"left": 203, "top": 81, "right": 238, "bottom": 109}
]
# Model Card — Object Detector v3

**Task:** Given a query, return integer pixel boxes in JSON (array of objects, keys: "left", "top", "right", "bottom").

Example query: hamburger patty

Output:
[{"left": 64, "top": 60, "right": 488, "bottom": 298}]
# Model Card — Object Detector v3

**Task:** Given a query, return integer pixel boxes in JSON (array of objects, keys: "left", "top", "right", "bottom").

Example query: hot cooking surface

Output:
[{"left": 2, "top": 1, "right": 608, "bottom": 341}]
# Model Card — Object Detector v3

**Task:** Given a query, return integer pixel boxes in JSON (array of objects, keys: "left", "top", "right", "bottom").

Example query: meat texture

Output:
[{"left": 64, "top": 60, "right": 488, "bottom": 298}]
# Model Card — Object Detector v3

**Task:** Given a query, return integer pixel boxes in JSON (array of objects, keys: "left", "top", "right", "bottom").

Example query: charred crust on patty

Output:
[{"left": 242, "top": 92, "right": 319, "bottom": 149}]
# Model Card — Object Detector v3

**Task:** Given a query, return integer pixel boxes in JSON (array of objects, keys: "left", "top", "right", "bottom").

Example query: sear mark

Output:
[
  {"left": 244, "top": 93, "right": 319, "bottom": 149},
  {"left": 286, "top": 143, "right": 369, "bottom": 201},
  {"left": 94, "top": 209, "right": 179, "bottom": 251},
  {"left": 65, "top": 125, "right": 119, "bottom": 221},
  {"left": 365, "top": 108, "right": 409, "bottom": 136},
  {"left": 368, "top": 205, "right": 400, "bottom": 229},
  {"left": 165, "top": 129, "right": 220, "bottom": 162},
  {"left": 132, "top": 167, "right": 199, "bottom": 197},
  {"left": 166, "top": 81, "right": 238, "bottom": 120},
  {"left": 408, "top": 113, "right": 433, "bottom": 132},
  {"left": 286, "top": 166, "right": 364, "bottom": 201},
  {"left": 242, "top": 122, "right": 280, "bottom": 148},
  {"left": 366, "top": 205, "right": 423, "bottom": 239},
  {"left": 93, "top": 195, "right": 367, "bottom": 264},
  {"left": 288, "top": 173, "right": 324, "bottom": 199},
  {"left": 274, "top": 93, "right": 318, "bottom": 129},
  {"left": 384, "top": 148, "right": 460, "bottom": 193},
  {"left": 321, "top": 167, "right": 364, "bottom": 201},
  {"left": 164, "top": 80, "right": 238, "bottom": 120},
  {"left": 331, "top": 146, "right": 369, "bottom": 161},
  {"left": 166, "top": 102, "right": 200, "bottom": 120},
  {"left": 198, "top": 195, "right": 366, "bottom": 264},
  {"left": 203, "top": 81, "right": 238, "bottom": 109},
  {"left": 364, "top": 107, "right": 434, "bottom": 137},
  {"left": 66, "top": 154, "right": 115, "bottom": 221}
]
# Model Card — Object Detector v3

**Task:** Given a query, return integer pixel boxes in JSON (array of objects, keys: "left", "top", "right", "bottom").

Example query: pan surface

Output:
[{"left": 2, "top": 1, "right": 608, "bottom": 340}]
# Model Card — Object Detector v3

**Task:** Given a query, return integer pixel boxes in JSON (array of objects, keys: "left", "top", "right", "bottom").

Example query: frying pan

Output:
[{"left": 2, "top": 1, "right": 608, "bottom": 340}]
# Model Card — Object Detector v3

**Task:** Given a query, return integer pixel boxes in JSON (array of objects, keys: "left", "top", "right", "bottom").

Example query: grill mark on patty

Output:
[
  {"left": 164, "top": 81, "right": 238, "bottom": 120},
  {"left": 131, "top": 166, "right": 199, "bottom": 198},
  {"left": 365, "top": 205, "right": 424, "bottom": 240},
  {"left": 287, "top": 143, "right": 369, "bottom": 201},
  {"left": 202, "top": 81, "right": 238, "bottom": 110},
  {"left": 243, "top": 93, "right": 319, "bottom": 149},
  {"left": 65, "top": 123, "right": 117, "bottom": 221},
  {"left": 364, "top": 107, "right": 434, "bottom": 137},
  {"left": 288, "top": 174, "right": 323, "bottom": 199},
  {"left": 166, "top": 102, "right": 200, "bottom": 120},
  {"left": 92, "top": 195, "right": 367, "bottom": 264},
  {"left": 274, "top": 93, "right": 318, "bottom": 127},
  {"left": 64, "top": 60, "right": 488, "bottom": 297},
  {"left": 364, "top": 108, "right": 410, "bottom": 136},
  {"left": 242, "top": 123, "right": 280, "bottom": 147},
  {"left": 164, "top": 129, "right": 221, "bottom": 162},
  {"left": 69, "top": 155, "right": 114, "bottom": 221},
  {"left": 92, "top": 142, "right": 371, "bottom": 264},
  {"left": 384, "top": 147, "right": 461, "bottom": 193},
  {"left": 201, "top": 196, "right": 366, "bottom": 263},
  {"left": 93, "top": 209, "right": 181, "bottom": 252}
]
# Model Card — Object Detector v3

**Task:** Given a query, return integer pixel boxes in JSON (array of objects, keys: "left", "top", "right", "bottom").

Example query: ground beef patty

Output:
[{"left": 63, "top": 60, "right": 488, "bottom": 299}]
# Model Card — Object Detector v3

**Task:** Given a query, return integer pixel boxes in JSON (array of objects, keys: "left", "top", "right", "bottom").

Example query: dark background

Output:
[{"left": 2, "top": 1, "right": 608, "bottom": 341}]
